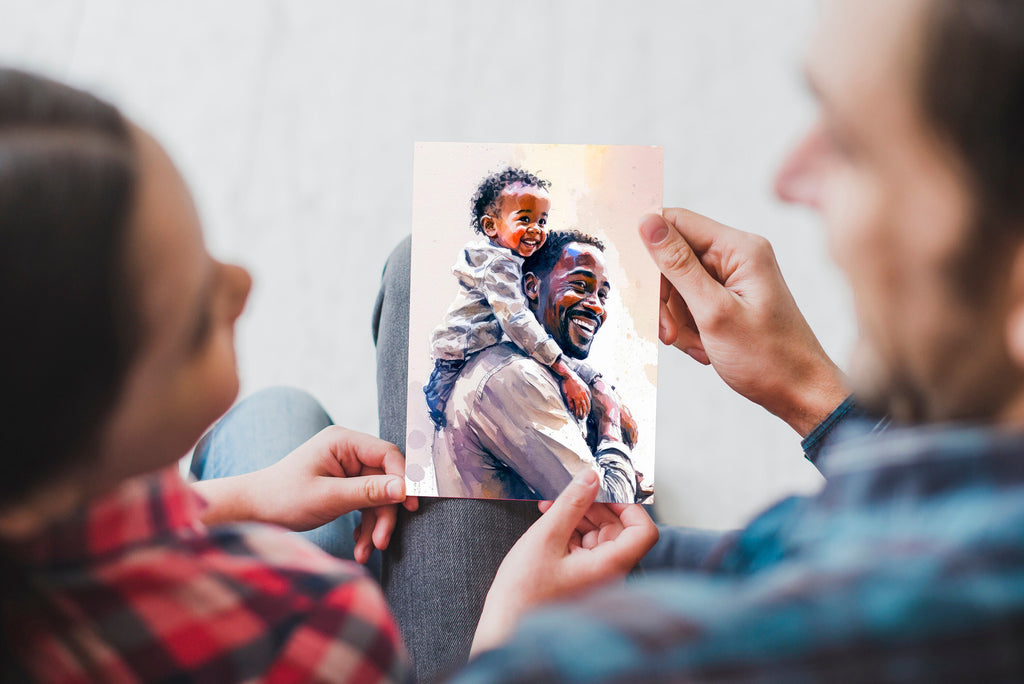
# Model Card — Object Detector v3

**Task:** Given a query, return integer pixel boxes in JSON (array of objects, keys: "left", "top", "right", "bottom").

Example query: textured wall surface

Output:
[{"left": 0, "top": 0, "right": 856, "bottom": 529}]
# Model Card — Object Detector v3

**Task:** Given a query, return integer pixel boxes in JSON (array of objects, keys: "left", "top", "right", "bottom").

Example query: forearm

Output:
[{"left": 191, "top": 472, "right": 261, "bottom": 526}]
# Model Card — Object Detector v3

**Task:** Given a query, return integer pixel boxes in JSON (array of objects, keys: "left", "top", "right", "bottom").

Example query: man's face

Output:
[
  {"left": 530, "top": 243, "right": 610, "bottom": 360},
  {"left": 775, "top": 0, "right": 1022, "bottom": 423}
]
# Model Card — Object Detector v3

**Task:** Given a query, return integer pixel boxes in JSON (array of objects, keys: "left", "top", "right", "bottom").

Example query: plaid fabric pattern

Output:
[
  {"left": 4, "top": 468, "right": 409, "bottom": 683},
  {"left": 457, "top": 423, "right": 1024, "bottom": 682}
]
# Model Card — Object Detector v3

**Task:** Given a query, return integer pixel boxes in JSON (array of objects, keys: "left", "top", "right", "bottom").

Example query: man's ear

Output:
[
  {"left": 481, "top": 215, "right": 498, "bottom": 238},
  {"left": 1006, "top": 244, "right": 1024, "bottom": 369},
  {"left": 523, "top": 272, "right": 540, "bottom": 302}
]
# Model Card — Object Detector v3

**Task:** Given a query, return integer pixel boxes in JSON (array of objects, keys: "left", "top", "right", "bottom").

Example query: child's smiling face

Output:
[{"left": 481, "top": 183, "right": 550, "bottom": 257}]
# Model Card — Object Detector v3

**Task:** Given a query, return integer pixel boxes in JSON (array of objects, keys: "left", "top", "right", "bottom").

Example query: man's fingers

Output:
[
  {"left": 661, "top": 207, "right": 738, "bottom": 255},
  {"left": 581, "top": 502, "right": 622, "bottom": 530},
  {"left": 538, "top": 469, "right": 601, "bottom": 543},
  {"left": 659, "top": 298, "right": 678, "bottom": 344},
  {"left": 640, "top": 213, "right": 727, "bottom": 324},
  {"left": 590, "top": 503, "right": 659, "bottom": 571}
]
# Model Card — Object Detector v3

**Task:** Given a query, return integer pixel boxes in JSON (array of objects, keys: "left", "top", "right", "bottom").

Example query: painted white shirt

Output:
[{"left": 432, "top": 343, "right": 637, "bottom": 503}]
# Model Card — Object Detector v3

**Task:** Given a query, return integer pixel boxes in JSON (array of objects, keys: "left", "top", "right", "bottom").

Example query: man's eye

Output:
[
  {"left": 519, "top": 216, "right": 530, "bottom": 223},
  {"left": 571, "top": 281, "right": 587, "bottom": 292},
  {"left": 538, "top": 218, "right": 546, "bottom": 226}
]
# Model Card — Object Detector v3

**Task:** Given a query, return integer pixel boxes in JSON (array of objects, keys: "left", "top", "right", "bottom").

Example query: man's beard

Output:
[
  {"left": 847, "top": 340, "right": 928, "bottom": 424},
  {"left": 848, "top": 317, "right": 1023, "bottom": 426},
  {"left": 558, "top": 309, "right": 600, "bottom": 360}
]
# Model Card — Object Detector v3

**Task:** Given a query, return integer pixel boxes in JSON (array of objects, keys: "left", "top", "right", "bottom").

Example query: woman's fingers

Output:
[
  {"left": 371, "top": 504, "right": 397, "bottom": 551},
  {"left": 354, "top": 507, "right": 377, "bottom": 564}
]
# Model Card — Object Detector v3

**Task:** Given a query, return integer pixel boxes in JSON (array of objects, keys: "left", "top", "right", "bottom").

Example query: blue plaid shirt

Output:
[{"left": 455, "top": 399, "right": 1024, "bottom": 682}]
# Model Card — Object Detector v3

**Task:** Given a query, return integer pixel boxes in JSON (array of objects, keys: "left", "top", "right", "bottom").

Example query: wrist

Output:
[
  {"left": 192, "top": 471, "right": 261, "bottom": 526},
  {"left": 775, "top": 357, "right": 849, "bottom": 438},
  {"left": 471, "top": 591, "right": 521, "bottom": 658},
  {"left": 549, "top": 355, "right": 570, "bottom": 378}
]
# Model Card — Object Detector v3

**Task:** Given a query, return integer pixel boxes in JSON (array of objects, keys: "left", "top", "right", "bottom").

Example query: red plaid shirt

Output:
[{"left": 3, "top": 468, "right": 409, "bottom": 683}]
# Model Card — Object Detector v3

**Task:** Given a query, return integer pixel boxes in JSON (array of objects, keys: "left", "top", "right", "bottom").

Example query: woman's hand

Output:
[
  {"left": 640, "top": 208, "right": 848, "bottom": 437},
  {"left": 193, "top": 426, "right": 418, "bottom": 564},
  {"left": 470, "top": 469, "right": 658, "bottom": 656}
]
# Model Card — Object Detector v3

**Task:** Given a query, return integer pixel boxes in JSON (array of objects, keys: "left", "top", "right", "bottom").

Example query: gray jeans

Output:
[{"left": 372, "top": 236, "right": 731, "bottom": 683}]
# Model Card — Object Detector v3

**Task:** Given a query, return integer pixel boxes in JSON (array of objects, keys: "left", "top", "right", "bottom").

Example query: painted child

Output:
[{"left": 424, "top": 167, "right": 594, "bottom": 429}]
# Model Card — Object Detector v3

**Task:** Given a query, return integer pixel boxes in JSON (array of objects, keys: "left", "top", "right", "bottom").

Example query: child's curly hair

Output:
[{"left": 470, "top": 167, "right": 551, "bottom": 234}]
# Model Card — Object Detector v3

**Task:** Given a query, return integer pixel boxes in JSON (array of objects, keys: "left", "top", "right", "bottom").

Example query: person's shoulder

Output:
[{"left": 464, "top": 344, "right": 557, "bottom": 397}]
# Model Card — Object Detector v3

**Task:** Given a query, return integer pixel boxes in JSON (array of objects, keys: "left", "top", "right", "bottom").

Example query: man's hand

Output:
[
  {"left": 470, "top": 469, "right": 658, "bottom": 656},
  {"left": 639, "top": 208, "right": 848, "bottom": 437},
  {"left": 193, "top": 426, "right": 418, "bottom": 564}
]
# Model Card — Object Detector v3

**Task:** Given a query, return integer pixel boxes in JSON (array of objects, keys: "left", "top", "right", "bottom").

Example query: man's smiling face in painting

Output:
[{"left": 524, "top": 236, "right": 610, "bottom": 361}]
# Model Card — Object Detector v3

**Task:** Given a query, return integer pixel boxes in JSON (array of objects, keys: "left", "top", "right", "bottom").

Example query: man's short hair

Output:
[
  {"left": 919, "top": 1, "right": 1024, "bottom": 298},
  {"left": 523, "top": 230, "right": 606, "bottom": 280},
  {"left": 470, "top": 167, "right": 551, "bottom": 234},
  {"left": 922, "top": 1, "right": 1024, "bottom": 228}
]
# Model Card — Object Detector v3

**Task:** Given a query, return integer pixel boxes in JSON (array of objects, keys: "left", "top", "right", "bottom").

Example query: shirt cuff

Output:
[
  {"left": 565, "top": 359, "right": 601, "bottom": 385},
  {"left": 800, "top": 395, "right": 859, "bottom": 465},
  {"left": 596, "top": 438, "right": 631, "bottom": 458}
]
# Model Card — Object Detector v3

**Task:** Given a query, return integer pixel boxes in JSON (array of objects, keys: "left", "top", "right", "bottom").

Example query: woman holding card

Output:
[
  {"left": 0, "top": 67, "right": 657, "bottom": 682},
  {"left": 0, "top": 68, "right": 422, "bottom": 681}
]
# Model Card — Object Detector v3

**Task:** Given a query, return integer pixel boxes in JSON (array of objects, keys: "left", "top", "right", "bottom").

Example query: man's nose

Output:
[
  {"left": 774, "top": 121, "right": 826, "bottom": 208},
  {"left": 580, "top": 291, "right": 605, "bottom": 318}
]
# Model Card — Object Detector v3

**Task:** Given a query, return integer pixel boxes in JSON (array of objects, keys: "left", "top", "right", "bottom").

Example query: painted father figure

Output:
[{"left": 432, "top": 230, "right": 638, "bottom": 504}]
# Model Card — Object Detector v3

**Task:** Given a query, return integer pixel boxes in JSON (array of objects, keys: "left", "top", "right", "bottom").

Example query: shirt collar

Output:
[{"left": 5, "top": 467, "right": 205, "bottom": 567}]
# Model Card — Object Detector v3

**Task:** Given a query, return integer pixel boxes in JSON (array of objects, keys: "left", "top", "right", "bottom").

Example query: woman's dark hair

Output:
[
  {"left": 0, "top": 68, "right": 140, "bottom": 508},
  {"left": 470, "top": 167, "right": 551, "bottom": 234}
]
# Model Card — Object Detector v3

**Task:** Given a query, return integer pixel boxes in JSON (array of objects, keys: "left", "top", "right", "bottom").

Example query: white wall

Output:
[{"left": 0, "top": 0, "right": 856, "bottom": 529}]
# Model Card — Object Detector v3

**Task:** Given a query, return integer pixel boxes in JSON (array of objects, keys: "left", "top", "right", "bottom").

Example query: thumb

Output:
[
  {"left": 328, "top": 474, "right": 406, "bottom": 510},
  {"left": 639, "top": 213, "right": 725, "bottom": 322},
  {"left": 538, "top": 469, "right": 600, "bottom": 543}
]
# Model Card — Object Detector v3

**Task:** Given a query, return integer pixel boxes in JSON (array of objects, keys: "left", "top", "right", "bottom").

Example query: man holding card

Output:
[{"left": 379, "top": 0, "right": 1024, "bottom": 681}]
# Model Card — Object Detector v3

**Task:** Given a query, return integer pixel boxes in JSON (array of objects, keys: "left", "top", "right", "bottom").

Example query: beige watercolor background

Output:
[{"left": 405, "top": 142, "right": 663, "bottom": 499}]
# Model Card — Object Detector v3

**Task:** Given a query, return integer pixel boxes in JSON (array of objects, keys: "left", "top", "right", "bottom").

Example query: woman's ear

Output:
[
  {"left": 523, "top": 272, "right": 540, "bottom": 302},
  {"left": 481, "top": 215, "right": 498, "bottom": 238}
]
